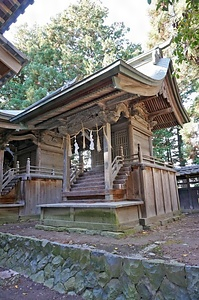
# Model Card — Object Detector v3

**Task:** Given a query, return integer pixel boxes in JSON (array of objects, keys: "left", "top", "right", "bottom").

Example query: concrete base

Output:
[
  {"left": 139, "top": 211, "right": 182, "bottom": 228},
  {"left": 38, "top": 201, "right": 144, "bottom": 232}
]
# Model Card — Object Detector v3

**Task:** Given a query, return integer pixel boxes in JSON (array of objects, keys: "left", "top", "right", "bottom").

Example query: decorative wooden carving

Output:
[
  {"left": 58, "top": 103, "right": 131, "bottom": 135},
  {"left": 132, "top": 102, "right": 148, "bottom": 121},
  {"left": 41, "top": 130, "right": 62, "bottom": 148}
]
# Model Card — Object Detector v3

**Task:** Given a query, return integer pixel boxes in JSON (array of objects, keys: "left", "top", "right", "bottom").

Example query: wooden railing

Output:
[
  {"left": 124, "top": 144, "right": 174, "bottom": 170},
  {"left": 111, "top": 155, "right": 124, "bottom": 184},
  {"left": 2, "top": 168, "right": 18, "bottom": 190},
  {"left": 1, "top": 158, "right": 64, "bottom": 193},
  {"left": 70, "top": 164, "right": 83, "bottom": 185}
]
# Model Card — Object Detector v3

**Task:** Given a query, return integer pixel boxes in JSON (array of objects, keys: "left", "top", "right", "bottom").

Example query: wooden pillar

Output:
[
  {"left": 0, "top": 150, "right": 4, "bottom": 192},
  {"left": 128, "top": 121, "right": 134, "bottom": 157},
  {"left": 62, "top": 135, "right": 70, "bottom": 199},
  {"left": 79, "top": 150, "right": 84, "bottom": 173},
  {"left": 103, "top": 123, "right": 112, "bottom": 199}
]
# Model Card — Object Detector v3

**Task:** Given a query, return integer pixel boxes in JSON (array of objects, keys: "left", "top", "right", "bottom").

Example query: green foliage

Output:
[
  {"left": 148, "top": 0, "right": 199, "bottom": 66},
  {"left": 148, "top": 0, "right": 199, "bottom": 165},
  {"left": 0, "top": 0, "right": 142, "bottom": 109},
  {"left": 153, "top": 127, "right": 179, "bottom": 163}
]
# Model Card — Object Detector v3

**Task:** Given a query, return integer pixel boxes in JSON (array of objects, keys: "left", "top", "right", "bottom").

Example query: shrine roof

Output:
[
  {"left": 0, "top": 109, "right": 23, "bottom": 117},
  {"left": 10, "top": 45, "right": 189, "bottom": 131}
]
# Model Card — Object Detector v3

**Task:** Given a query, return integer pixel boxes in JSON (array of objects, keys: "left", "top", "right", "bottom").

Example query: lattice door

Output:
[{"left": 112, "top": 129, "right": 129, "bottom": 158}]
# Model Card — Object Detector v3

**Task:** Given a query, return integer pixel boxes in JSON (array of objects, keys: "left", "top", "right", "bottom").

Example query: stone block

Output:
[{"left": 0, "top": 269, "right": 20, "bottom": 287}]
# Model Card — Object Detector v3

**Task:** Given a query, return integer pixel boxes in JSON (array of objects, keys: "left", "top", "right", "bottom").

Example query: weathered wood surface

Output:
[{"left": 18, "top": 179, "right": 62, "bottom": 216}]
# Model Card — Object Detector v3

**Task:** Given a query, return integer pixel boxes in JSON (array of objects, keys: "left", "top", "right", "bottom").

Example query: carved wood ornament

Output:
[{"left": 58, "top": 103, "right": 131, "bottom": 136}]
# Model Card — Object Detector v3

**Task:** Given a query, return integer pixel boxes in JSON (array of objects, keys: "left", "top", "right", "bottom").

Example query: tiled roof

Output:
[
  {"left": 0, "top": 0, "right": 34, "bottom": 34},
  {"left": 176, "top": 165, "right": 199, "bottom": 176}
]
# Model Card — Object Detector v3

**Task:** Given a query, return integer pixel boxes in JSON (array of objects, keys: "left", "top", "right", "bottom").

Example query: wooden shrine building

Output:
[{"left": 0, "top": 45, "right": 189, "bottom": 231}]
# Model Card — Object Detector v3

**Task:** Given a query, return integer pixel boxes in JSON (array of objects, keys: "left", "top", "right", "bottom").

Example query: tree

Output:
[
  {"left": 0, "top": 0, "right": 142, "bottom": 109},
  {"left": 147, "top": 0, "right": 199, "bottom": 66},
  {"left": 147, "top": 0, "right": 199, "bottom": 165}
]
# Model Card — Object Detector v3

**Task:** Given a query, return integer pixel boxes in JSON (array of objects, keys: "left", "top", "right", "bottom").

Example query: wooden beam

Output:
[
  {"left": 0, "top": 122, "right": 25, "bottom": 130},
  {"left": 0, "top": 46, "right": 22, "bottom": 74},
  {"left": 149, "top": 107, "right": 173, "bottom": 118}
]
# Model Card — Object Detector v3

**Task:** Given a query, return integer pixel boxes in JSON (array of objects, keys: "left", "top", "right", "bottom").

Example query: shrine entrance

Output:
[{"left": 111, "top": 118, "right": 129, "bottom": 159}]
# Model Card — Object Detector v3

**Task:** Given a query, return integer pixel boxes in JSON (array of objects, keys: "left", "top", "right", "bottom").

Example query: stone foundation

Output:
[{"left": 0, "top": 232, "right": 198, "bottom": 299}]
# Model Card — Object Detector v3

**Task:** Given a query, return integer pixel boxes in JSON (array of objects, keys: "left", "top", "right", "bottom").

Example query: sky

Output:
[{"left": 4, "top": 0, "right": 151, "bottom": 49}]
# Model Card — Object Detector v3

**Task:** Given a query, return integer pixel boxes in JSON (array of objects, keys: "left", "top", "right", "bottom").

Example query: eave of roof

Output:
[
  {"left": 0, "top": 0, "right": 35, "bottom": 34},
  {"left": 0, "top": 34, "right": 29, "bottom": 87},
  {"left": 10, "top": 59, "right": 168, "bottom": 124},
  {"left": 176, "top": 165, "right": 199, "bottom": 176}
]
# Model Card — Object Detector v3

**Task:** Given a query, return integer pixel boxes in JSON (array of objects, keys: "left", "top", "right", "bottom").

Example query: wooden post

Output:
[
  {"left": 0, "top": 150, "right": 4, "bottom": 192},
  {"left": 79, "top": 150, "right": 84, "bottom": 173},
  {"left": 128, "top": 121, "right": 134, "bottom": 157},
  {"left": 137, "top": 144, "right": 147, "bottom": 218},
  {"left": 26, "top": 158, "right": 30, "bottom": 177},
  {"left": 62, "top": 135, "right": 70, "bottom": 198},
  {"left": 138, "top": 144, "right": 143, "bottom": 163},
  {"left": 120, "top": 146, "right": 124, "bottom": 162},
  {"left": 16, "top": 161, "right": 19, "bottom": 174},
  {"left": 103, "top": 123, "right": 112, "bottom": 199}
]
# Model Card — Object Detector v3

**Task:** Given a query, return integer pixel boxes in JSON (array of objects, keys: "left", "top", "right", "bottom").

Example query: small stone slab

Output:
[{"left": 0, "top": 269, "right": 20, "bottom": 287}]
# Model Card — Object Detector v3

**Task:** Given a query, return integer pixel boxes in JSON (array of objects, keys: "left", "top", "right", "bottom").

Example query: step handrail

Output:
[
  {"left": 111, "top": 155, "right": 123, "bottom": 184},
  {"left": 2, "top": 168, "right": 17, "bottom": 191},
  {"left": 70, "top": 164, "right": 83, "bottom": 185}
]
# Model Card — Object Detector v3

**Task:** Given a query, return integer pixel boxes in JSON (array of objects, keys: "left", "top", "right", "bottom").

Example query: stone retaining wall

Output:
[{"left": 0, "top": 232, "right": 198, "bottom": 299}]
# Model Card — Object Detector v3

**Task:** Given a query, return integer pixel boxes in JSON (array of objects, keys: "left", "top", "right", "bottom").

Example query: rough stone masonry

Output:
[{"left": 0, "top": 232, "right": 198, "bottom": 299}]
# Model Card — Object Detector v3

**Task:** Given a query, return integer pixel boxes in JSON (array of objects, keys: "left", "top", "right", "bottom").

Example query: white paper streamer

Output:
[
  {"left": 89, "top": 130, "right": 94, "bottom": 150},
  {"left": 74, "top": 136, "right": 79, "bottom": 155}
]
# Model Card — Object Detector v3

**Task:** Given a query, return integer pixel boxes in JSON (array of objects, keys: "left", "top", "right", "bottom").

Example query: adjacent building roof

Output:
[
  {"left": 0, "top": 34, "right": 28, "bottom": 87},
  {"left": 0, "top": 0, "right": 32, "bottom": 87},
  {"left": 0, "top": 0, "right": 34, "bottom": 34},
  {"left": 176, "top": 165, "right": 199, "bottom": 177}
]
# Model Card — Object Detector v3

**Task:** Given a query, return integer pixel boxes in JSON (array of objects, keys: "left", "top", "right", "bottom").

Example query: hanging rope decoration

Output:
[
  {"left": 68, "top": 124, "right": 104, "bottom": 154},
  {"left": 67, "top": 134, "right": 72, "bottom": 157},
  {"left": 96, "top": 124, "right": 101, "bottom": 152},
  {"left": 89, "top": 130, "right": 94, "bottom": 150}
]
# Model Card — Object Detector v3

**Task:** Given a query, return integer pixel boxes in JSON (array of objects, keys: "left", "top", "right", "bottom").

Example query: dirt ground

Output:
[{"left": 0, "top": 212, "right": 198, "bottom": 299}]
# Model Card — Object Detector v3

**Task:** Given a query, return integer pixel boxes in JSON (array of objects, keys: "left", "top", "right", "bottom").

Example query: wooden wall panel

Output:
[
  {"left": 40, "top": 149, "right": 63, "bottom": 169},
  {"left": 168, "top": 172, "right": 179, "bottom": 211},
  {"left": 143, "top": 167, "right": 156, "bottom": 217},
  {"left": 161, "top": 170, "right": 172, "bottom": 214},
  {"left": 153, "top": 168, "right": 165, "bottom": 215},
  {"left": 19, "top": 179, "right": 62, "bottom": 216},
  {"left": 133, "top": 129, "right": 150, "bottom": 155}
]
